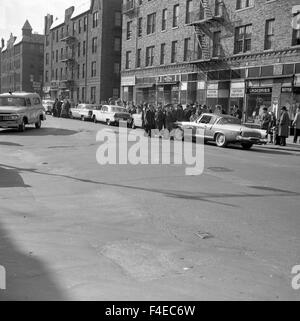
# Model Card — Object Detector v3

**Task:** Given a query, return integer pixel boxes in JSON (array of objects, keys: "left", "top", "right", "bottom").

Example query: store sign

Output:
[
  {"left": 207, "top": 89, "right": 218, "bottom": 98},
  {"left": 197, "top": 81, "right": 205, "bottom": 90},
  {"left": 281, "top": 87, "right": 293, "bottom": 93},
  {"left": 121, "top": 76, "right": 136, "bottom": 86},
  {"left": 32, "top": 81, "right": 41, "bottom": 88},
  {"left": 247, "top": 87, "right": 272, "bottom": 94},
  {"left": 50, "top": 81, "right": 59, "bottom": 90},
  {"left": 230, "top": 88, "right": 245, "bottom": 98}
]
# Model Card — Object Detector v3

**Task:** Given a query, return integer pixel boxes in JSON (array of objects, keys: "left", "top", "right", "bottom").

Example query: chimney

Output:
[{"left": 1, "top": 38, "right": 4, "bottom": 48}]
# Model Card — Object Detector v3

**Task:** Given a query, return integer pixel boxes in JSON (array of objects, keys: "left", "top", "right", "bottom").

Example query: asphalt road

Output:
[{"left": 0, "top": 116, "right": 299, "bottom": 301}]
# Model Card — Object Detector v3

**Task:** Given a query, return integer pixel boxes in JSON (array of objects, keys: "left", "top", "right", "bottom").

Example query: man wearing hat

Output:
[{"left": 278, "top": 106, "right": 290, "bottom": 146}]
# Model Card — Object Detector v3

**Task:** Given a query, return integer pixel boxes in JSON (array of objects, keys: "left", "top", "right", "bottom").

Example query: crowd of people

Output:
[{"left": 49, "top": 97, "right": 300, "bottom": 145}]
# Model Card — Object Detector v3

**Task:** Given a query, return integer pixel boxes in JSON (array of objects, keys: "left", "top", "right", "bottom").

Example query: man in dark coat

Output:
[
  {"left": 278, "top": 106, "right": 290, "bottom": 146},
  {"left": 165, "top": 106, "right": 176, "bottom": 132},
  {"left": 155, "top": 106, "right": 165, "bottom": 131},
  {"left": 260, "top": 107, "right": 271, "bottom": 131},
  {"left": 144, "top": 106, "right": 155, "bottom": 137}
]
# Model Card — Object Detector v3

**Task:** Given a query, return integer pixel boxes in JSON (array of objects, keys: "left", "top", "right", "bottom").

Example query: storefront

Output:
[
  {"left": 245, "top": 86, "right": 272, "bottom": 123},
  {"left": 156, "top": 75, "right": 180, "bottom": 106},
  {"left": 230, "top": 81, "right": 245, "bottom": 115},
  {"left": 206, "top": 81, "right": 230, "bottom": 112},
  {"left": 121, "top": 76, "right": 135, "bottom": 103}
]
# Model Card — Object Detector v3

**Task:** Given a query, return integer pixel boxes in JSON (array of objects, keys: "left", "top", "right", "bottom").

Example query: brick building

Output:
[
  {"left": 43, "top": 0, "right": 122, "bottom": 104},
  {"left": 121, "top": 0, "right": 300, "bottom": 121},
  {"left": 0, "top": 21, "right": 44, "bottom": 95}
]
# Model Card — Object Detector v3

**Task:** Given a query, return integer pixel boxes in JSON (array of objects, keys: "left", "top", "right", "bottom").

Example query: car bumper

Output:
[
  {"left": 0, "top": 120, "right": 19, "bottom": 128},
  {"left": 115, "top": 118, "right": 132, "bottom": 123},
  {"left": 236, "top": 136, "right": 268, "bottom": 145}
]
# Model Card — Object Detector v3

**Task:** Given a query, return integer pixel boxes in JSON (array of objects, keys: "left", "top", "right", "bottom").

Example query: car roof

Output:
[
  {"left": 201, "top": 113, "right": 236, "bottom": 119},
  {"left": 102, "top": 105, "right": 125, "bottom": 108}
]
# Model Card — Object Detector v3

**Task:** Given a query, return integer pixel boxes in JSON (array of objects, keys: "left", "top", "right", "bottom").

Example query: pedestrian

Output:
[
  {"left": 56, "top": 99, "right": 62, "bottom": 118},
  {"left": 165, "top": 106, "right": 176, "bottom": 132},
  {"left": 52, "top": 98, "right": 58, "bottom": 117},
  {"left": 144, "top": 105, "right": 155, "bottom": 137},
  {"left": 176, "top": 104, "right": 184, "bottom": 121},
  {"left": 268, "top": 111, "right": 277, "bottom": 144},
  {"left": 190, "top": 108, "right": 201, "bottom": 122},
  {"left": 259, "top": 107, "right": 271, "bottom": 131},
  {"left": 214, "top": 105, "right": 222, "bottom": 115},
  {"left": 278, "top": 106, "right": 290, "bottom": 146},
  {"left": 155, "top": 106, "right": 165, "bottom": 131},
  {"left": 292, "top": 106, "right": 300, "bottom": 144},
  {"left": 183, "top": 104, "right": 193, "bottom": 121}
]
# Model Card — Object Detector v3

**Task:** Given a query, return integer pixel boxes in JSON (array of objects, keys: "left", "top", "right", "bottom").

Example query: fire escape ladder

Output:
[{"left": 194, "top": 25, "right": 210, "bottom": 61}]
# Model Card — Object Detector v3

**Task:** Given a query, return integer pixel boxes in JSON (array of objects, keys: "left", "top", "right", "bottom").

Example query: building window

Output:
[
  {"left": 115, "top": 11, "right": 122, "bottom": 27},
  {"left": 82, "top": 64, "right": 85, "bottom": 78},
  {"left": 82, "top": 87, "right": 85, "bottom": 101},
  {"left": 236, "top": 0, "right": 254, "bottom": 10},
  {"left": 127, "top": 21, "right": 132, "bottom": 40},
  {"left": 45, "top": 71, "right": 49, "bottom": 83},
  {"left": 292, "top": 10, "right": 300, "bottom": 46},
  {"left": 83, "top": 41, "right": 86, "bottom": 56},
  {"left": 91, "top": 87, "right": 96, "bottom": 103},
  {"left": 183, "top": 38, "right": 191, "bottom": 61},
  {"left": 78, "top": 20, "right": 82, "bottom": 34},
  {"left": 56, "top": 50, "right": 58, "bottom": 62},
  {"left": 137, "top": 17, "right": 143, "bottom": 37},
  {"left": 162, "top": 9, "right": 167, "bottom": 31},
  {"left": 160, "top": 43, "right": 166, "bottom": 64},
  {"left": 93, "top": 11, "right": 99, "bottom": 28},
  {"left": 84, "top": 16, "right": 88, "bottom": 31},
  {"left": 147, "top": 13, "right": 156, "bottom": 35},
  {"left": 186, "top": 0, "right": 193, "bottom": 24},
  {"left": 113, "top": 88, "right": 119, "bottom": 98},
  {"left": 234, "top": 24, "right": 252, "bottom": 54},
  {"left": 136, "top": 49, "right": 142, "bottom": 68},
  {"left": 145, "top": 46, "right": 155, "bottom": 66},
  {"left": 215, "top": 0, "right": 223, "bottom": 16},
  {"left": 213, "top": 31, "right": 221, "bottom": 57},
  {"left": 114, "top": 62, "right": 120, "bottom": 74},
  {"left": 45, "top": 53, "right": 49, "bottom": 65},
  {"left": 91, "top": 61, "right": 97, "bottom": 77},
  {"left": 171, "top": 40, "right": 178, "bottom": 63},
  {"left": 264, "top": 19, "right": 275, "bottom": 50},
  {"left": 125, "top": 51, "right": 131, "bottom": 69},
  {"left": 114, "top": 37, "right": 121, "bottom": 51},
  {"left": 173, "top": 4, "right": 179, "bottom": 28},
  {"left": 92, "top": 37, "right": 97, "bottom": 53},
  {"left": 78, "top": 42, "right": 81, "bottom": 57}
]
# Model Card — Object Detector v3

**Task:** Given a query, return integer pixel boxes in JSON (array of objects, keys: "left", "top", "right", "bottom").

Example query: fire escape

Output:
[
  {"left": 188, "top": 0, "right": 225, "bottom": 62},
  {"left": 122, "top": 0, "right": 136, "bottom": 15},
  {"left": 60, "top": 32, "right": 76, "bottom": 91}
]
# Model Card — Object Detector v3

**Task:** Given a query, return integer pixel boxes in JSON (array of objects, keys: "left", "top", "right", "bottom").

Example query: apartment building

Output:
[
  {"left": 121, "top": 0, "right": 300, "bottom": 121},
  {"left": 43, "top": 0, "right": 122, "bottom": 104},
  {"left": 0, "top": 21, "right": 44, "bottom": 95}
]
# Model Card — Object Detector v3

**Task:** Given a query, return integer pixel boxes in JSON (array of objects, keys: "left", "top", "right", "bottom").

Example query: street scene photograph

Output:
[{"left": 0, "top": 0, "right": 300, "bottom": 303}]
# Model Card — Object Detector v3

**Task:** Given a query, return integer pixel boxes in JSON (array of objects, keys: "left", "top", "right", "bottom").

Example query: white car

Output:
[
  {"left": 92, "top": 105, "right": 132, "bottom": 126},
  {"left": 0, "top": 92, "right": 46, "bottom": 132},
  {"left": 42, "top": 99, "right": 54, "bottom": 115},
  {"left": 70, "top": 103, "right": 101, "bottom": 121}
]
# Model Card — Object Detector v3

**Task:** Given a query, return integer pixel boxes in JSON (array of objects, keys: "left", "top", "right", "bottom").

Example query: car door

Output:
[
  {"left": 195, "top": 115, "right": 214, "bottom": 139},
  {"left": 25, "top": 98, "right": 34, "bottom": 123}
]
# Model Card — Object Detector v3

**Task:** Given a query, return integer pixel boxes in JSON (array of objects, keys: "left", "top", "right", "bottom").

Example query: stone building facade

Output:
[
  {"left": 43, "top": 0, "right": 122, "bottom": 104},
  {"left": 0, "top": 21, "right": 44, "bottom": 96},
  {"left": 121, "top": 0, "right": 300, "bottom": 121}
]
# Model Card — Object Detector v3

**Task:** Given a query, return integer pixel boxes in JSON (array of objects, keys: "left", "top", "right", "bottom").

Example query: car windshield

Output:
[
  {"left": 111, "top": 107, "right": 126, "bottom": 113},
  {"left": 0, "top": 97, "right": 26, "bottom": 107},
  {"left": 218, "top": 117, "right": 241, "bottom": 125}
]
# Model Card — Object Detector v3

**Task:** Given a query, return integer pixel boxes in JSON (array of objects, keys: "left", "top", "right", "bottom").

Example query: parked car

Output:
[
  {"left": 0, "top": 92, "right": 46, "bottom": 132},
  {"left": 70, "top": 103, "right": 101, "bottom": 121},
  {"left": 42, "top": 99, "right": 54, "bottom": 115},
  {"left": 174, "top": 113, "right": 268, "bottom": 149},
  {"left": 92, "top": 105, "right": 132, "bottom": 126}
]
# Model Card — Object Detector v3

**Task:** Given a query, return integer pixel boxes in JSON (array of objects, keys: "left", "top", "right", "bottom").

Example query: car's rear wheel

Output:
[
  {"left": 35, "top": 118, "right": 41, "bottom": 129},
  {"left": 215, "top": 133, "right": 227, "bottom": 148},
  {"left": 18, "top": 120, "right": 26, "bottom": 132},
  {"left": 241, "top": 143, "right": 253, "bottom": 150}
]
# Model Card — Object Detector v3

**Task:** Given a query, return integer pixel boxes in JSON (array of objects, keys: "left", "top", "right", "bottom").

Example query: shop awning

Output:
[
  {"left": 157, "top": 82, "right": 179, "bottom": 86},
  {"left": 136, "top": 84, "right": 155, "bottom": 89}
]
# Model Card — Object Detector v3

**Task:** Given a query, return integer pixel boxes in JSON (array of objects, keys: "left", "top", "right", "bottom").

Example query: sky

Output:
[{"left": 0, "top": 0, "right": 88, "bottom": 42}]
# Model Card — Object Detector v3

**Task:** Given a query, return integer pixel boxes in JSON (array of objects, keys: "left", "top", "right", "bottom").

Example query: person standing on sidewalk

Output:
[
  {"left": 278, "top": 106, "right": 290, "bottom": 146},
  {"left": 292, "top": 106, "right": 300, "bottom": 144}
]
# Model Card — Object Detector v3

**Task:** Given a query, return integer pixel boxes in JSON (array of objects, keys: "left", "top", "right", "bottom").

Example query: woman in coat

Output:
[{"left": 278, "top": 106, "right": 290, "bottom": 146}]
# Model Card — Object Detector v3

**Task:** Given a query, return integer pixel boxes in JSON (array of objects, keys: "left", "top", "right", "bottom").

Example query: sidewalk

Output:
[{"left": 256, "top": 137, "right": 300, "bottom": 153}]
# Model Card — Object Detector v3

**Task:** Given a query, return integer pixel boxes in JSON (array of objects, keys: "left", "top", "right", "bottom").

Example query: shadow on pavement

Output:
[
  {"left": 1, "top": 163, "right": 299, "bottom": 209},
  {"left": 0, "top": 128, "right": 78, "bottom": 136},
  {"left": 0, "top": 221, "right": 66, "bottom": 301},
  {"left": 0, "top": 142, "right": 23, "bottom": 147},
  {"left": 0, "top": 166, "right": 31, "bottom": 188}
]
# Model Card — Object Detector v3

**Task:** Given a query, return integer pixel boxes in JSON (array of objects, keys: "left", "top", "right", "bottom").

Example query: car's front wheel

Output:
[
  {"left": 241, "top": 143, "right": 253, "bottom": 150},
  {"left": 18, "top": 120, "right": 26, "bottom": 132},
  {"left": 35, "top": 118, "right": 41, "bottom": 129},
  {"left": 215, "top": 133, "right": 227, "bottom": 148}
]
